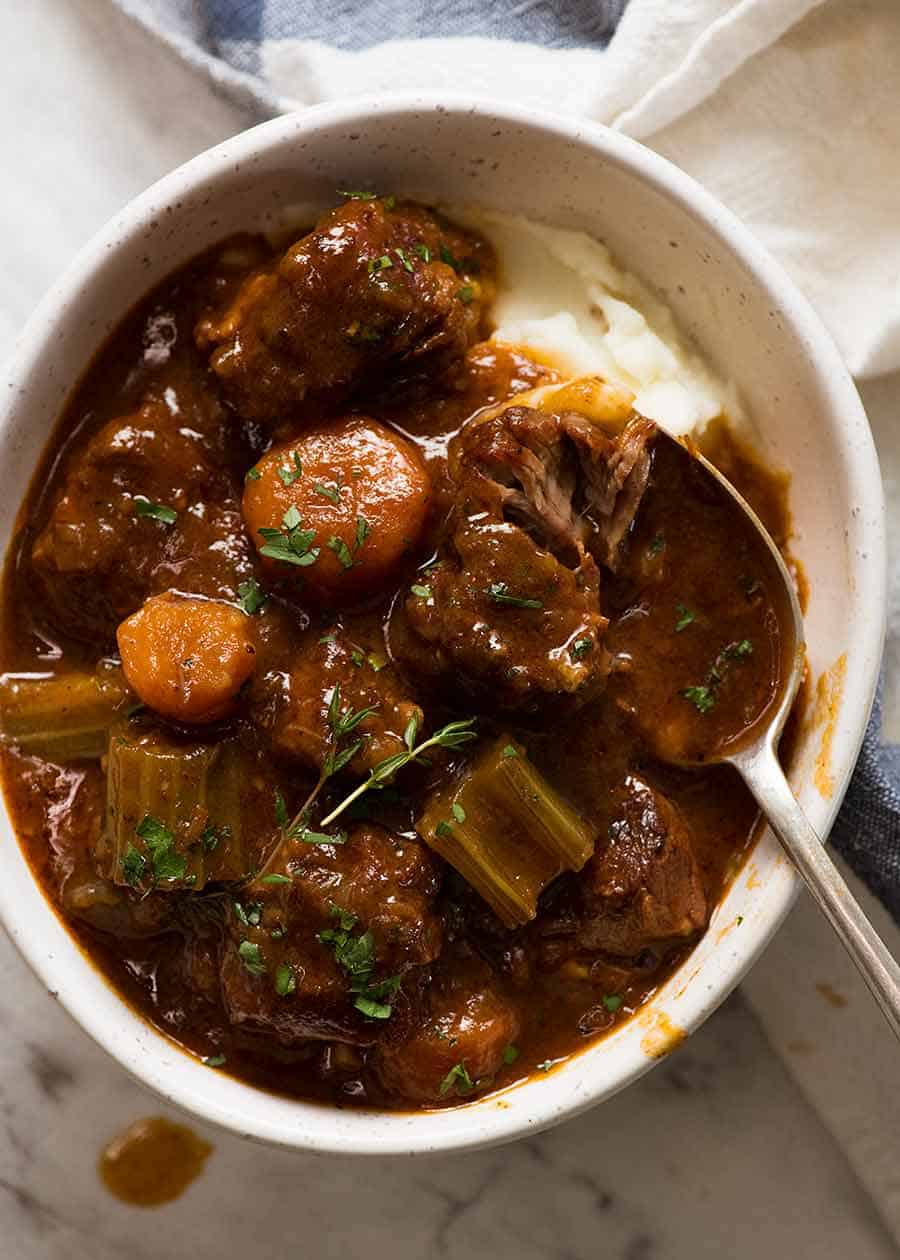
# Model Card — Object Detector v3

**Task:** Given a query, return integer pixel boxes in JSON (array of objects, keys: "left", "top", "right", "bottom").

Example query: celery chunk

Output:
[
  {"left": 0, "top": 665, "right": 129, "bottom": 760},
  {"left": 416, "top": 736, "right": 595, "bottom": 928},
  {"left": 103, "top": 727, "right": 248, "bottom": 891}
]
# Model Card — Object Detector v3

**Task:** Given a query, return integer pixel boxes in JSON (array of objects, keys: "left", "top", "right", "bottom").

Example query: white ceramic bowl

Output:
[{"left": 0, "top": 96, "right": 884, "bottom": 1156}]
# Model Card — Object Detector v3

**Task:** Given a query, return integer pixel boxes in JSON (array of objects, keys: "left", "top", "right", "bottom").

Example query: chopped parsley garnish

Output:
[
  {"left": 237, "top": 578, "right": 268, "bottom": 615},
  {"left": 414, "top": 243, "right": 433, "bottom": 262},
  {"left": 367, "top": 651, "right": 388, "bottom": 672},
  {"left": 602, "top": 994, "right": 623, "bottom": 1013},
  {"left": 681, "top": 639, "right": 754, "bottom": 714},
  {"left": 323, "top": 517, "right": 369, "bottom": 572},
  {"left": 274, "top": 963, "right": 297, "bottom": 997},
  {"left": 681, "top": 685, "right": 716, "bottom": 714},
  {"left": 457, "top": 285, "right": 474, "bottom": 304},
  {"left": 439, "top": 1062, "right": 475, "bottom": 1097},
  {"left": 649, "top": 533, "right": 665, "bottom": 555},
  {"left": 325, "top": 905, "right": 358, "bottom": 934},
  {"left": 204, "top": 824, "right": 230, "bottom": 853},
  {"left": 354, "top": 976, "right": 401, "bottom": 1020},
  {"left": 451, "top": 802, "right": 467, "bottom": 824},
  {"left": 277, "top": 451, "right": 303, "bottom": 486},
  {"left": 502, "top": 1044, "right": 520, "bottom": 1066},
  {"left": 350, "top": 648, "right": 365, "bottom": 668},
  {"left": 135, "top": 498, "right": 177, "bottom": 526},
  {"left": 314, "top": 480, "right": 342, "bottom": 505},
  {"left": 260, "top": 873, "right": 292, "bottom": 886},
  {"left": 571, "top": 637, "right": 593, "bottom": 659},
  {"left": 121, "top": 844, "right": 146, "bottom": 888},
  {"left": 245, "top": 466, "right": 262, "bottom": 482},
  {"left": 367, "top": 254, "right": 393, "bottom": 275},
  {"left": 487, "top": 582, "right": 543, "bottom": 610},
  {"left": 232, "top": 899, "right": 262, "bottom": 928},
  {"left": 435, "top": 820, "right": 455, "bottom": 840},
  {"left": 318, "top": 905, "right": 400, "bottom": 1019},
  {"left": 258, "top": 506, "right": 319, "bottom": 567},
  {"left": 135, "top": 814, "right": 187, "bottom": 883},
  {"left": 727, "top": 639, "right": 753, "bottom": 659},
  {"left": 410, "top": 583, "right": 432, "bottom": 599},
  {"left": 274, "top": 791, "right": 289, "bottom": 829},
  {"left": 238, "top": 940, "right": 266, "bottom": 977},
  {"left": 203, "top": 1053, "right": 227, "bottom": 1068},
  {"left": 439, "top": 242, "right": 460, "bottom": 271},
  {"left": 501, "top": 744, "right": 518, "bottom": 759},
  {"left": 394, "top": 246, "right": 414, "bottom": 273},
  {"left": 674, "top": 603, "right": 695, "bottom": 633}
]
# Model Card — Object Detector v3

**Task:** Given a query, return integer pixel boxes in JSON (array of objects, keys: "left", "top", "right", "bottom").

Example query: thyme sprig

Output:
[
  {"left": 282, "top": 683, "right": 379, "bottom": 842},
  {"left": 318, "top": 715, "right": 478, "bottom": 828}
]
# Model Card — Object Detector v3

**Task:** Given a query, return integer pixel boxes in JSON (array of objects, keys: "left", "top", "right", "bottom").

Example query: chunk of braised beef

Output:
[
  {"left": 220, "top": 825, "right": 443, "bottom": 1046},
  {"left": 395, "top": 516, "right": 609, "bottom": 711},
  {"left": 258, "top": 631, "right": 423, "bottom": 776},
  {"left": 391, "top": 404, "right": 656, "bottom": 712},
  {"left": 196, "top": 198, "right": 494, "bottom": 424},
  {"left": 63, "top": 876, "right": 176, "bottom": 939},
  {"left": 11, "top": 754, "right": 176, "bottom": 940},
  {"left": 373, "top": 953, "right": 521, "bottom": 1104},
  {"left": 576, "top": 777, "right": 708, "bottom": 957},
  {"left": 30, "top": 399, "right": 254, "bottom": 645},
  {"left": 453, "top": 406, "right": 656, "bottom": 570}
]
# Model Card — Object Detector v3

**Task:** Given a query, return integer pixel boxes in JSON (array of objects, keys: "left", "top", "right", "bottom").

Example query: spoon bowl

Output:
[
  {"left": 655, "top": 431, "right": 806, "bottom": 767},
  {"left": 664, "top": 434, "right": 900, "bottom": 1037}
]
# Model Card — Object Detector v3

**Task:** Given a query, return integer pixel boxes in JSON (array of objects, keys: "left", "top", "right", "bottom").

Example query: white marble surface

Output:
[{"left": 1, "top": 2, "right": 898, "bottom": 1256}]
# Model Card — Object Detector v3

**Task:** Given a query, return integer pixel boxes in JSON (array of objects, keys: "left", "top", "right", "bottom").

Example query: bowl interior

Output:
[{"left": 0, "top": 98, "right": 883, "bottom": 1154}]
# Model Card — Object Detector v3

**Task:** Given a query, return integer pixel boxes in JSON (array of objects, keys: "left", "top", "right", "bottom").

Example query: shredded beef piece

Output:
[{"left": 454, "top": 405, "right": 656, "bottom": 569}]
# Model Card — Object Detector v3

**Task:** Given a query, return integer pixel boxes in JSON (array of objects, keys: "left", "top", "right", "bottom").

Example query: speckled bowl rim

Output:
[{"left": 0, "top": 95, "right": 885, "bottom": 1156}]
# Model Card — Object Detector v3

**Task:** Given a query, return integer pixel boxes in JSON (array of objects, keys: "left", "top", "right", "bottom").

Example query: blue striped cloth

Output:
[
  {"left": 115, "top": 0, "right": 899, "bottom": 922},
  {"left": 137, "top": 0, "right": 627, "bottom": 60},
  {"left": 120, "top": 0, "right": 628, "bottom": 112}
]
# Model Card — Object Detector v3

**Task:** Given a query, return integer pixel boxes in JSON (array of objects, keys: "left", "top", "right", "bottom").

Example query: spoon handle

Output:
[{"left": 735, "top": 743, "right": 900, "bottom": 1040}]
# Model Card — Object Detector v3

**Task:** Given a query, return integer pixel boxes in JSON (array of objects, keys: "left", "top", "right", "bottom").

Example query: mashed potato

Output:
[{"left": 454, "top": 208, "right": 743, "bottom": 439}]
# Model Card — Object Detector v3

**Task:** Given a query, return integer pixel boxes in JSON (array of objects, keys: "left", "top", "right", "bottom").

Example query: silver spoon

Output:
[{"left": 662, "top": 433, "right": 900, "bottom": 1037}]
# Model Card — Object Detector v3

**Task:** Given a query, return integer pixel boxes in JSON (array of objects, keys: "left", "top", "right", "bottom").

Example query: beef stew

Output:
[{"left": 0, "top": 195, "right": 795, "bottom": 1109}]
